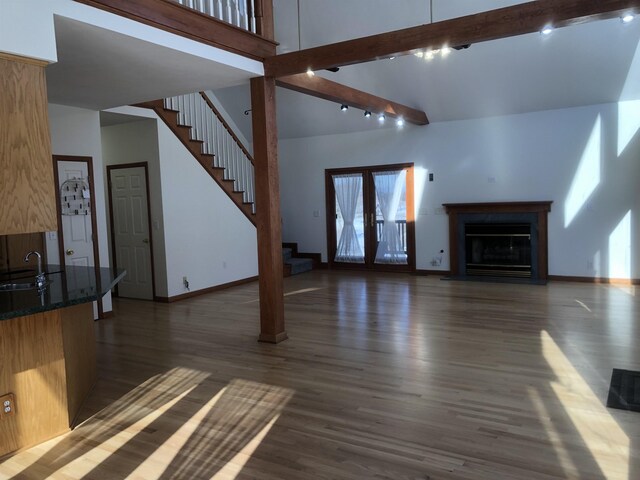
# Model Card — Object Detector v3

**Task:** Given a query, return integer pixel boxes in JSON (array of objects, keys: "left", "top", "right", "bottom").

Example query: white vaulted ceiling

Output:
[{"left": 213, "top": 0, "right": 640, "bottom": 139}]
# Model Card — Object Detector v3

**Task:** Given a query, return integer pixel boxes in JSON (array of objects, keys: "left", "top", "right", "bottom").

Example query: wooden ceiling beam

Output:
[
  {"left": 265, "top": 0, "right": 640, "bottom": 77},
  {"left": 276, "top": 74, "right": 428, "bottom": 125}
]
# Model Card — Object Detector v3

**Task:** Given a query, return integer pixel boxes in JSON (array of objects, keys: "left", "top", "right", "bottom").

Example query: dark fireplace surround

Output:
[{"left": 444, "top": 202, "right": 552, "bottom": 282}]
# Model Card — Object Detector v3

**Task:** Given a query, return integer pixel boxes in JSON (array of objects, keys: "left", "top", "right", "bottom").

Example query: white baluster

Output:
[
  {"left": 234, "top": 0, "right": 241, "bottom": 27},
  {"left": 250, "top": 0, "right": 256, "bottom": 32},
  {"left": 206, "top": 0, "right": 215, "bottom": 17},
  {"left": 225, "top": 0, "right": 232, "bottom": 24}
]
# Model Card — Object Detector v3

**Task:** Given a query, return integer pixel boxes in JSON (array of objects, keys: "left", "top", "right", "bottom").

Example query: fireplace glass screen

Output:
[{"left": 465, "top": 223, "right": 532, "bottom": 277}]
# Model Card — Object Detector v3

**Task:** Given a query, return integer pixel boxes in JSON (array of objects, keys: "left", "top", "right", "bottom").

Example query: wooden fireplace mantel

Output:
[{"left": 443, "top": 201, "right": 553, "bottom": 281}]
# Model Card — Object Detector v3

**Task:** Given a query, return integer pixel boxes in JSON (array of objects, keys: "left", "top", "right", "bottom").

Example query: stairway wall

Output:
[{"left": 103, "top": 106, "right": 258, "bottom": 298}]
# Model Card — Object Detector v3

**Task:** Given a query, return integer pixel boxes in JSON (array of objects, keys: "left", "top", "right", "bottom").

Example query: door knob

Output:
[
  {"left": 66, "top": 249, "right": 74, "bottom": 256},
  {"left": 142, "top": 238, "right": 149, "bottom": 244}
]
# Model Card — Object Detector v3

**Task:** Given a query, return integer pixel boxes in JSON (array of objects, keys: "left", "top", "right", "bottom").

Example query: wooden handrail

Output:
[{"left": 199, "top": 92, "right": 254, "bottom": 166}]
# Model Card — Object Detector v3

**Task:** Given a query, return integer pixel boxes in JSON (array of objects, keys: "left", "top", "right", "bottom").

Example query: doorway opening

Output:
[
  {"left": 107, "top": 163, "right": 155, "bottom": 300},
  {"left": 53, "top": 155, "right": 103, "bottom": 318},
  {"left": 325, "top": 163, "right": 415, "bottom": 272}
]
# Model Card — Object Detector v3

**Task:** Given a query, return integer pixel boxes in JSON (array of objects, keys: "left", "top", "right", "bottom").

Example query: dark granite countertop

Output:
[{"left": 0, "top": 265, "right": 126, "bottom": 321}]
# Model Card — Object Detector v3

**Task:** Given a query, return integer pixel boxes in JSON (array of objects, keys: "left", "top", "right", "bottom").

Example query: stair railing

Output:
[
  {"left": 172, "top": 0, "right": 256, "bottom": 33},
  {"left": 164, "top": 92, "right": 256, "bottom": 213}
]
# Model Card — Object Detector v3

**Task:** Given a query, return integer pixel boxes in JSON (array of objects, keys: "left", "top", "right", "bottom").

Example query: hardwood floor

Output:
[{"left": 1, "top": 271, "right": 638, "bottom": 479}]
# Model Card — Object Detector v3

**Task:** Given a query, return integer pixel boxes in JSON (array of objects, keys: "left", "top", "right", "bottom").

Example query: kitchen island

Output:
[{"left": 0, "top": 266, "right": 125, "bottom": 457}]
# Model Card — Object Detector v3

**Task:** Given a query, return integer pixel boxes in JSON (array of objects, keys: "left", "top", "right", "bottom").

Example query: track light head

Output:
[
  {"left": 364, "top": 111, "right": 372, "bottom": 118},
  {"left": 340, "top": 104, "right": 349, "bottom": 112},
  {"left": 541, "top": 26, "right": 554, "bottom": 35},
  {"left": 396, "top": 118, "right": 405, "bottom": 127},
  {"left": 378, "top": 113, "right": 385, "bottom": 123},
  {"left": 622, "top": 13, "right": 635, "bottom": 23}
]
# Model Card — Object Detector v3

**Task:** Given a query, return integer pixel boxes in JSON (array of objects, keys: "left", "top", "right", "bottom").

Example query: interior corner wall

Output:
[
  {"left": 47, "top": 103, "right": 112, "bottom": 313},
  {"left": 154, "top": 112, "right": 259, "bottom": 297},
  {"left": 279, "top": 102, "right": 640, "bottom": 280},
  {"left": 100, "top": 119, "right": 169, "bottom": 298}
]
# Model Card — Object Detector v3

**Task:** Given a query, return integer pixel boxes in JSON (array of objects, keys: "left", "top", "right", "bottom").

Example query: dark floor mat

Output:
[{"left": 607, "top": 369, "right": 640, "bottom": 412}]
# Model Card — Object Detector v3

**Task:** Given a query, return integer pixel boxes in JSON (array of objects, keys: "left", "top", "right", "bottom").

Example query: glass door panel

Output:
[
  {"left": 326, "top": 164, "right": 414, "bottom": 271},
  {"left": 333, "top": 173, "right": 365, "bottom": 263},
  {"left": 372, "top": 170, "right": 408, "bottom": 265}
]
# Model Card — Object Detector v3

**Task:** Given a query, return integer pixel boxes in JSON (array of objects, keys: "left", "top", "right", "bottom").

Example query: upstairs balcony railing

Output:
[{"left": 173, "top": 0, "right": 257, "bottom": 33}]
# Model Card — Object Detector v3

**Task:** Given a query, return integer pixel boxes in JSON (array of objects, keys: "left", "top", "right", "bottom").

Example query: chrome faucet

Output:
[{"left": 24, "top": 251, "right": 46, "bottom": 289}]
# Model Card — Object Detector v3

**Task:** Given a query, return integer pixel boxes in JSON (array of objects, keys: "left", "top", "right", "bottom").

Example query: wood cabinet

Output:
[
  {"left": 0, "top": 303, "right": 96, "bottom": 457},
  {"left": 0, "top": 53, "right": 57, "bottom": 235}
]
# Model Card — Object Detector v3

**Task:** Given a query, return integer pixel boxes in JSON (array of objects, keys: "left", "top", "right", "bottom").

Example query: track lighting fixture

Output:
[
  {"left": 306, "top": 68, "right": 315, "bottom": 76},
  {"left": 378, "top": 113, "right": 385, "bottom": 123},
  {"left": 340, "top": 104, "right": 349, "bottom": 112},
  {"left": 541, "top": 26, "right": 554, "bottom": 35},
  {"left": 622, "top": 14, "right": 635, "bottom": 23},
  {"left": 396, "top": 118, "right": 405, "bottom": 127},
  {"left": 364, "top": 111, "right": 372, "bottom": 118}
]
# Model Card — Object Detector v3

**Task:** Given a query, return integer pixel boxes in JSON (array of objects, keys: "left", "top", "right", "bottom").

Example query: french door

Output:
[{"left": 325, "top": 163, "right": 415, "bottom": 271}]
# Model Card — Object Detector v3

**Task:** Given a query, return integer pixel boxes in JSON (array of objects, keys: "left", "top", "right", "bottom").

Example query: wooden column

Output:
[
  {"left": 250, "top": 76, "right": 287, "bottom": 344},
  {"left": 254, "top": 0, "right": 274, "bottom": 41}
]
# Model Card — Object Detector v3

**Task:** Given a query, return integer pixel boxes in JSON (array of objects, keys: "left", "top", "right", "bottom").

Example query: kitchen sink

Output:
[{"left": 0, "top": 282, "right": 49, "bottom": 292}]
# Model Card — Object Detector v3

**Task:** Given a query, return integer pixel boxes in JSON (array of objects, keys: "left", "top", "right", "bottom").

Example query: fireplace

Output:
[{"left": 444, "top": 202, "right": 552, "bottom": 282}]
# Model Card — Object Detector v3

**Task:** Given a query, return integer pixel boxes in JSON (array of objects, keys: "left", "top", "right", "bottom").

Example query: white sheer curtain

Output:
[
  {"left": 373, "top": 170, "right": 407, "bottom": 264},
  {"left": 333, "top": 174, "right": 364, "bottom": 263}
]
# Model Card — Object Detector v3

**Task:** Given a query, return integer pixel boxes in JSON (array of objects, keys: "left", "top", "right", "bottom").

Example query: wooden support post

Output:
[
  {"left": 254, "top": 0, "right": 274, "bottom": 41},
  {"left": 250, "top": 76, "right": 287, "bottom": 344}
]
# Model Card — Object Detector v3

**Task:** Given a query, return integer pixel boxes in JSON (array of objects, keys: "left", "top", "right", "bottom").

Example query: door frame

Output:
[
  {"left": 53, "top": 155, "right": 104, "bottom": 318},
  {"left": 106, "top": 162, "right": 156, "bottom": 300},
  {"left": 325, "top": 162, "right": 416, "bottom": 273}
]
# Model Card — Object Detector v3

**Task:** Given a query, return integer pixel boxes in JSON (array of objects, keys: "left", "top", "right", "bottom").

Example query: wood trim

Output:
[
  {"left": 154, "top": 275, "right": 258, "bottom": 302},
  {"left": 414, "top": 269, "right": 452, "bottom": 276},
  {"left": 444, "top": 201, "right": 553, "bottom": 281},
  {"left": 264, "top": 0, "right": 640, "bottom": 77},
  {"left": 549, "top": 275, "right": 640, "bottom": 285},
  {"left": 52, "top": 155, "right": 104, "bottom": 318},
  {"left": 0, "top": 52, "right": 49, "bottom": 68},
  {"left": 106, "top": 162, "right": 157, "bottom": 300},
  {"left": 199, "top": 92, "right": 254, "bottom": 165},
  {"left": 251, "top": 76, "right": 287, "bottom": 344},
  {"left": 276, "top": 74, "right": 428, "bottom": 125},
  {"left": 73, "top": 0, "right": 277, "bottom": 61}
]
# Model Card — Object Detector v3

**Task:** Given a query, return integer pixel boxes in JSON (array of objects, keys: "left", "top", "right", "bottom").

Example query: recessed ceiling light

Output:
[
  {"left": 378, "top": 113, "right": 385, "bottom": 123},
  {"left": 622, "top": 14, "right": 635, "bottom": 23},
  {"left": 340, "top": 104, "right": 348, "bottom": 112},
  {"left": 364, "top": 111, "right": 372, "bottom": 118},
  {"left": 541, "top": 26, "right": 554, "bottom": 35}
]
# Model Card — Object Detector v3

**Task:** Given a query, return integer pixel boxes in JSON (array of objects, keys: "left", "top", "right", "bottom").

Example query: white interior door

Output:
[
  {"left": 59, "top": 161, "right": 94, "bottom": 269},
  {"left": 110, "top": 166, "right": 153, "bottom": 300}
]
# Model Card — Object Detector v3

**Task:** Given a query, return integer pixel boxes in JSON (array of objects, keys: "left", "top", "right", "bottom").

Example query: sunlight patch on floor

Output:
[
  {"left": 124, "top": 386, "right": 229, "bottom": 479},
  {"left": 541, "top": 330, "right": 629, "bottom": 479},
  {"left": 528, "top": 387, "right": 578, "bottom": 478}
]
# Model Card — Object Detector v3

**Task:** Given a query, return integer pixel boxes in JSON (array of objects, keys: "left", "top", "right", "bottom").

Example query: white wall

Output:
[
  {"left": 48, "top": 104, "right": 113, "bottom": 313},
  {"left": 101, "top": 118, "right": 169, "bottom": 298},
  {"left": 279, "top": 102, "right": 640, "bottom": 280},
  {"left": 101, "top": 107, "right": 258, "bottom": 298},
  {"left": 156, "top": 112, "right": 258, "bottom": 296}
]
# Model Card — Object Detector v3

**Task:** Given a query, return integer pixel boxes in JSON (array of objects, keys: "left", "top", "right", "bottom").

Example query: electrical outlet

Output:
[{"left": 1, "top": 393, "right": 15, "bottom": 418}]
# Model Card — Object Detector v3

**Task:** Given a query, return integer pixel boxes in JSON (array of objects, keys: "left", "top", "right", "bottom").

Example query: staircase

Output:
[
  {"left": 137, "top": 93, "right": 256, "bottom": 224},
  {"left": 137, "top": 92, "right": 317, "bottom": 277},
  {"left": 282, "top": 247, "right": 314, "bottom": 277}
]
